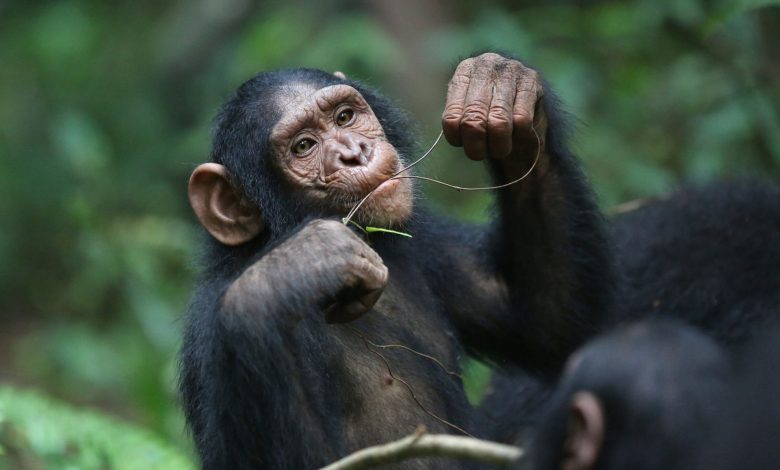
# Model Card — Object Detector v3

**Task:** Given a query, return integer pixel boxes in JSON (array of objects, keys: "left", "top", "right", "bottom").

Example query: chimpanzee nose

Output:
[{"left": 324, "top": 133, "right": 371, "bottom": 176}]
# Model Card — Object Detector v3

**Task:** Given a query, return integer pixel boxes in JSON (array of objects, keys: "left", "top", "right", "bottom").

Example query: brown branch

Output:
[{"left": 319, "top": 428, "right": 523, "bottom": 470}]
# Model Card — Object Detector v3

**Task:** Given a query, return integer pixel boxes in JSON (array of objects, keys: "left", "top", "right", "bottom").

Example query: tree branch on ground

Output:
[{"left": 319, "top": 426, "right": 524, "bottom": 470}]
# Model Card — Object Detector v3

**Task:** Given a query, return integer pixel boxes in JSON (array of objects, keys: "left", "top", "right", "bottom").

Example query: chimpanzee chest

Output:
[{"left": 325, "top": 275, "right": 473, "bottom": 457}]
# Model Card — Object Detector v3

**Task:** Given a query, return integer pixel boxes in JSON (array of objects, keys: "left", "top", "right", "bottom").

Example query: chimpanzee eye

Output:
[
  {"left": 292, "top": 138, "right": 316, "bottom": 156},
  {"left": 335, "top": 108, "right": 355, "bottom": 126}
]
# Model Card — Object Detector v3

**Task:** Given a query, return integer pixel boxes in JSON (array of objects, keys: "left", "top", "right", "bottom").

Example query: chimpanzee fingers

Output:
[
  {"left": 444, "top": 54, "right": 545, "bottom": 161},
  {"left": 460, "top": 73, "right": 493, "bottom": 161},
  {"left": 321, "top": 219, "right": 386, "bottom": 285},
  {"left": 486, "top": 66, "right": 518, "bottom": 159},
  {"left": 512, "top": 69, "right": 544, "bottom": 146},
  {"left": 324, "top": 256, "right": 387, "bottom": 324},
  {"left": 324, "top": 286, "right": 384, "bottom": 324},
  {"left": 353, "top": 254, "right": 389, "bottom": 291},
  {"left": 442, "top": 58, "right": 474, "bottom": 147}
]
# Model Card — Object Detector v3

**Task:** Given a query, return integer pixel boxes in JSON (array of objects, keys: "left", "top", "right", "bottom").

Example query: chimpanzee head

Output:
[
  {"left": 530, "top": 319, "right": 731, "bottom": 470},
  {"left": 188, "top": 69, "right": 417, "bottom": 246}
]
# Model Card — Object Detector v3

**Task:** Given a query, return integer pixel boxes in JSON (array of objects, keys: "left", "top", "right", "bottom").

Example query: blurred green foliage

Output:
[
  {"left": 0, "top": 387, "right": 193, "bottom": 469},
  {"left": 0, "top": 0, "right": 777, "bottom": 460}
]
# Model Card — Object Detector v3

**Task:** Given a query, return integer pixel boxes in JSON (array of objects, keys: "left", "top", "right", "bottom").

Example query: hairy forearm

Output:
[
  {"left": 487, "top": 97, "right": 613, "bottom": 369},
  {"left": 223, "top": 253, "right": 322, "bottom": 322},
  {"left": 180, "top": 285, "right": 315, "bottom": 469}
]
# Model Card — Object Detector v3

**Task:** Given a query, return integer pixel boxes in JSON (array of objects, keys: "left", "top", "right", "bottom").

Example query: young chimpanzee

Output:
[
  {"left": 179, "top": 52, "right": 612, "bottom": 469},
  {"left": 529, "top": 319, "right": 732, "bottom": 470}
]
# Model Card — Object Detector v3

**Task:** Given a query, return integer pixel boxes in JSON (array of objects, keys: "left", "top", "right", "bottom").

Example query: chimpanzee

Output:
[
  {"left": 528, "top": 319, "right": 732, "bottom": 470},
  {"left": 692, "top": 322, "right": 780, "bottom": 470},
  {"left": 178, "top": 52, "right": 613, "bottom": 469},
  {"left": 613, "top": 181, "right": 780, "bottom": 344},
  {"left": 481, "top": 180, "right": 780, "bottom": 444}
]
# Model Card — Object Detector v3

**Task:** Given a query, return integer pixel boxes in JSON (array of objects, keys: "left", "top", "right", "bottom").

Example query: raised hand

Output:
[{"left": 442, "top": 52, "right": 546, "bottom": 161}]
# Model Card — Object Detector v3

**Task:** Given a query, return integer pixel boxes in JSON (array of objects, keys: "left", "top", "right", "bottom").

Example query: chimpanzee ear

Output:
[
  {"left": 188, "top": 163, "right": 264, "bottom": 246},
  {"left": 561, "top": 391, "right": 604, "bottom": 470},
  {"left": 333, "top": 71, "right": 347, "bottom": 80}
]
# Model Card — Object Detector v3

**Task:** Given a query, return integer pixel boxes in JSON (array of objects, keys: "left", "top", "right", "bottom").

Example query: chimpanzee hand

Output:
[
  {"left": 309, "top": 220, "right": 389, "bottom": 323},
  {"left": 442, "top": 52, "right": 546, "bottom": 161},
  {"left": 226, "top": 219, "right": 388, "bottom": 324}
]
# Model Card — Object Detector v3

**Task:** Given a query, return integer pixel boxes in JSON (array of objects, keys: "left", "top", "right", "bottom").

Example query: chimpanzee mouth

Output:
[{"left": 373, "top": 177, "right": 400, "bottom": 194}]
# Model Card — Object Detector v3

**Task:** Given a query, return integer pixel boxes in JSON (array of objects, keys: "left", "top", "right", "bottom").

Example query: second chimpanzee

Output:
[
  {"left": 613, "top": 181, "right": 780, "bottom": 344},
  {"left": 481, "top": 180, "right": 780, "bottom": 446},
  {"left": 692, "top": 322, "right": 780, "bottom": 470},
  {"left": 529, "top": 319, "right": 732, "bottom": 470},
  {"left": 179, "top": 53, "right": 612, "bottom": 469}
]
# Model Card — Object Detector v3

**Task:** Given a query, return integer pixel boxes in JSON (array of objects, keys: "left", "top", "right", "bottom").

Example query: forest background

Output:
[{"left": 1, "top": 0, "right": 778, "bottom": 466}]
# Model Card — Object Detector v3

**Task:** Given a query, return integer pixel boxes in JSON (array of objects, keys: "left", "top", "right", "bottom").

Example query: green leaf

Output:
[
  {"left": 365, "top": 227, "right": 413, "bottom": 238},
  {"left": 461, "top": 358, "right": 493, "bottom": 406}
]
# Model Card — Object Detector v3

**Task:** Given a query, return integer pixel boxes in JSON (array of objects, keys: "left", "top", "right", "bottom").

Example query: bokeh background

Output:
[{"left": 1, "top": 0, "right": 778, "bottom": 467}]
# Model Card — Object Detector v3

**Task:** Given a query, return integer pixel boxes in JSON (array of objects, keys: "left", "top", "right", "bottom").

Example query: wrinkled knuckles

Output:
[
  {"left": 461, "top": 113, "right": 489, "bottom": 136},
  {"left": 518, "top": 73, "right": 543, "bottom": 94},
  {"left": 526, "top": 69, "right": 543, "bottom": 87},
  {"left": 507, "top": 61, "right": 525, "bottom": 75},
  {"left": 340, "top": 261, "right": 362, "bottom": 288},
  {"left": 343, "top": 257, "right": 386, "bottom": 290},
  {"left": 513, "top": 112, "right": 535, "bottom": 131},
  {"left": 359, "top": 249, "right": 385, "bottom": 269},
  {"left": 454, "top": 57, "right": 476, "bottom": 73},
  {"left": 448, "top": 73, "right": 471, "bottom": 90},
  {"left": 487, "top": 112, "right": 513, "bottom": 133},
  {"left": 443, "top": 102, "right": 465, "bottom": 118},
  {"left": 463, "top": 101, "right": 490, "bottom": 118},
  {"left": 442, "top": 114, "right": 462, "bottom": 132},
  {"left": 489, "top": 94, "right": 514, "bottom": 111},
  {"left": 474, "top": 52, "right": 504, "bottom": 64},
  {"left": 375, "top": 264, "right": 389, "bottom": 285}
]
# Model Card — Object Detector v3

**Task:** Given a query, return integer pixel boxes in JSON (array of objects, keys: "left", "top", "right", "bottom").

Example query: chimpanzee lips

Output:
[
  {"left": 371, "top": 177, "right": 401, "bottom": 198},
  {"left": 327, "top": 158, "right": 399, "bottom": 197}
]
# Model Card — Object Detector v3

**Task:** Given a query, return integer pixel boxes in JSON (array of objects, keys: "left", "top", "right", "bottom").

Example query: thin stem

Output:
[
  {"left": 392, "top": 130, "right": 444, "bottom": 177},
  {"left": 391, "top": 127, "right": 541, "bottom": 192},
  {"left": 351, "top": 329, "right": 475, "bottom": 438},
  {"left": 348, "top": 327, "right": 462, "bottom": 379},
  {"left": 342, "top": 126, "right": 542, "bottom": 226},
  {"left": 344, "top": 218, "right": 368, "bottom": 234},
  {"left": 342, "top": 131, "right": 444, "bottom": 225}
]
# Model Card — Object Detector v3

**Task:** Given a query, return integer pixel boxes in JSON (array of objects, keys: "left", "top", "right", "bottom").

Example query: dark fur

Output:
[
  {"left": 179, "top": 64, "right": 612, "bottom": 469},
  {"left": 613, "top": 181, "right": 780, "bottom": 343},
  {"left": 481, "top": 180, "right": 780, "bottom": 445},
  {"left": 530, "top": 320, "right": 731, "bottom": 470},
  {"left": 692, "top": 323, "right": 780, "bottom": 470}
]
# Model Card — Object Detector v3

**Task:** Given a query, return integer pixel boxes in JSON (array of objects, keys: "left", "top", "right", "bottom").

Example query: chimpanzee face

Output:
[
  {"left": 269, "top": 84, "right": 413, "bottom": 227},
  {"left": 188, "top": 81, "right": 414, "bottom": 247}
]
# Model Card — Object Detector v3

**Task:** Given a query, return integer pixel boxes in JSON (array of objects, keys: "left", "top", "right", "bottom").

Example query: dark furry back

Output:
[
  {"left": 480, "top": 180, "right": 780, "bottom": 444},
  {"left": 613, "top": 180, "right": 780, "bottom": 345}
]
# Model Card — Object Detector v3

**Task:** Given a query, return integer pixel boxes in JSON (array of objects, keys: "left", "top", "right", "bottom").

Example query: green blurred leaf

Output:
[
  {"left": 461, "top": 359, "right": 493, "bottom": 406},
  {"left": 0, "top": 387, "right": 194, "bottom": 470}
]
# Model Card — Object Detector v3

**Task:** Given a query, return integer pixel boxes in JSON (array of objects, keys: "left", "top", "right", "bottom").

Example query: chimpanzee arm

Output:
[
  {"left": 432, "top": 53, "right": 613, "bottom": 372},
  {"left": 179, "top": 219, "right": 387, "bottom": 469}
]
